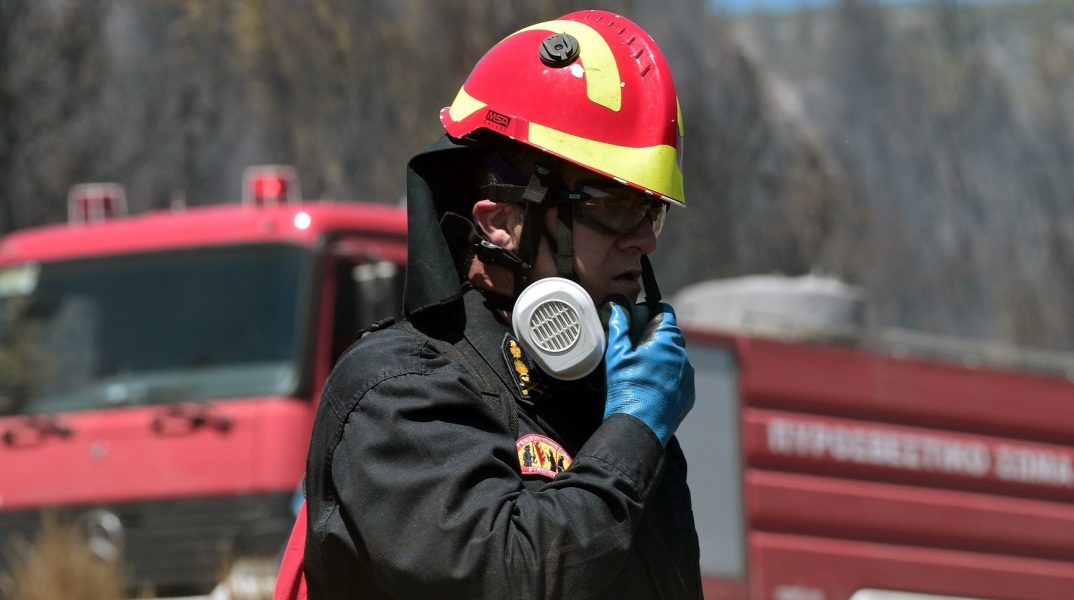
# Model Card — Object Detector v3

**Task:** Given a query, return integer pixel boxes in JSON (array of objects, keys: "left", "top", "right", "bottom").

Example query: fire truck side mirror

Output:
[
  {"left": 243, "top": 165, "right": 301, "bottom": 206},
  {"left": 68, "top": 183, "right": 127, "bottom": 225}
]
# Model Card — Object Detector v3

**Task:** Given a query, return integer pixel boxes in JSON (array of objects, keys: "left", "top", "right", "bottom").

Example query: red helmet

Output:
[{"left": 441, "top": 10, "right": 685, "bottom": 206}]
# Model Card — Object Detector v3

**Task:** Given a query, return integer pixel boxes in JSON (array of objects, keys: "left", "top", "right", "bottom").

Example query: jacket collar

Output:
[{"left": 403, "top": 135, "right": 491, "bottom": 317}]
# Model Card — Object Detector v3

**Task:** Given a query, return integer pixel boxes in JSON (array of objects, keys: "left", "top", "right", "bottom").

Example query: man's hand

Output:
[{"left": 601, "top": 299, "right": 695, "bottom": 446}]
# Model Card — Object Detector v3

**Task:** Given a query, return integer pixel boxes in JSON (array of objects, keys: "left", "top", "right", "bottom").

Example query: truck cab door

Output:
[{"left": 313, "top": 238, "right": 406, "bottom": 390}]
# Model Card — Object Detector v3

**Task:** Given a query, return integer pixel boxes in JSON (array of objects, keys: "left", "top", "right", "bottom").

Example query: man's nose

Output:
[{"left": 618, "top": 216, "right": 658, "bottom": 254}]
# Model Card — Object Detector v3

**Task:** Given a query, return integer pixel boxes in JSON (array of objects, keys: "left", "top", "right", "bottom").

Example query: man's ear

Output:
[{"left": 472, "top": 200, "right": 520, "bottom": 251}]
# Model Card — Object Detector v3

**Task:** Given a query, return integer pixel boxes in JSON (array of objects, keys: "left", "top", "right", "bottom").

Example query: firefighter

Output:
[{"left": 302, "top": 9, "right": 700, "bottom": 599}]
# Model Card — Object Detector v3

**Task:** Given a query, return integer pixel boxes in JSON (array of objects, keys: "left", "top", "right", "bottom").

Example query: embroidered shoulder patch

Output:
[
  {"left": 502, "top": 333, "right": 547, "bottom": 399},
  {"left": 516, "top": 434, "right": 572, "bottom": 479}
]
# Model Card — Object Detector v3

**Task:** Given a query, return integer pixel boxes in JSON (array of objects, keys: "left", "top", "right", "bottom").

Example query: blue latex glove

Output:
[{"left": 602, "top": 301, "right": 695, "bottom": 446}]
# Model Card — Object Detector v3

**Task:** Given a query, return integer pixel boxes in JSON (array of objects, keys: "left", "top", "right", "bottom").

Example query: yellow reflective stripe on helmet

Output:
[
  {"left": 447, "top": 87, "right": 487, "bottom": 123},
  {"left": 516, "top": 20, "right": 621, "bottom": 112},
  {"left": 530, "top": 123, "right": 685, "bottom": 205}
]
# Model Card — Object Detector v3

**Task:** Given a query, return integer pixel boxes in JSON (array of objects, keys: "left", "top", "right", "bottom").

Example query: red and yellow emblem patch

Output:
[{"left": 516, "top": 434, "right": 572, "bottom": 479}]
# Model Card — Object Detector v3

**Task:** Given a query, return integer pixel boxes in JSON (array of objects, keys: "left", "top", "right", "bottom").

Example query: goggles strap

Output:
[{"left": 478, "top": 183, "right": 525, "bottom": 204}]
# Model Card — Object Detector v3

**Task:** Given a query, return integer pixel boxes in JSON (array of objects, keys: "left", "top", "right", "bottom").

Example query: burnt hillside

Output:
[
  {"left": 720, "top": 0, "right": 1074, "bottom": 350},
  {"left": 0, "top": 0, "right": 1071, "bottom": 350}
]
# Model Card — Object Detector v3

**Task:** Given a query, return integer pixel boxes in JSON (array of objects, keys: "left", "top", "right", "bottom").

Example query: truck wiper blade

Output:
[
  {"left": 151, "top": 401, "right": 233, "bottom": 434},
  {"left": 2, "top": 414, "right": 73, "bottom": 446}
]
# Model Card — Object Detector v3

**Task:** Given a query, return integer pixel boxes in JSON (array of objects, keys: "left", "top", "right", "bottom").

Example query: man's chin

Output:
[{"left": 599, "top": 280, "right": 641, "bottom": 305}]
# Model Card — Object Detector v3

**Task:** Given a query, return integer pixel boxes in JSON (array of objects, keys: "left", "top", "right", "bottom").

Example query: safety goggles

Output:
[{"left": 560, "top": 182, "right": 668, "bottom": 237}]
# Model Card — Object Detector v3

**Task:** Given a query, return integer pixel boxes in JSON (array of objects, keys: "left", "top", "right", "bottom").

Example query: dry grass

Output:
[
  {"left": 0, "top": 514, "right": 124, "bottom": 600},
  {"left": 218, "top": 558, "right": 277, "bottom": 600},
  {"left": 0, "top": 515, "right": 280, "bottom": 600}
]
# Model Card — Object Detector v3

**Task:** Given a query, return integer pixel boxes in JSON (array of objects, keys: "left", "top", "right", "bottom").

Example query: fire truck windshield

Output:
[{"left": 0, "top": 245, "right": 308, "bottom": 416}]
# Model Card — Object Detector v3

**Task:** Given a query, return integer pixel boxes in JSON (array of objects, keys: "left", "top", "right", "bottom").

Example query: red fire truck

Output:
[
  {"left": 673, "top": 276, "right": 1074, "bottom": 600},
  {"left": 0, "top": 167, "right": 407, "bottom": 596},
  {"left": 2, "top": 168, "right": 1073, "bottom": 599}
]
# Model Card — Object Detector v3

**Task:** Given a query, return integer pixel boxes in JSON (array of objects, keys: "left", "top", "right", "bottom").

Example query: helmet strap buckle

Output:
[{"left": 514, "top": 162, "right": 558, "bottom": 293}]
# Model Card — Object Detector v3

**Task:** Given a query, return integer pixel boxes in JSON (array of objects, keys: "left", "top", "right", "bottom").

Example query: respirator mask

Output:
[
  {"left": 511, "top": 277, "right": 606, "bottom": 381},
  {"left": 510, "top": 252, "right": 663, "bottom": 381}
]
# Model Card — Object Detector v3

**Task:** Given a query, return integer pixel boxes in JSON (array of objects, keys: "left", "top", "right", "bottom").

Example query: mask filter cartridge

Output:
[{"left": 512, "top": 277, "right": 606, "bottom": 380}]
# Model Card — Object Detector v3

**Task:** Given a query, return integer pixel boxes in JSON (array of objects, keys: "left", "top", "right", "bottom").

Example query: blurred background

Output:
[
  {"left": 1, "top": 0, "right": 1072, "bottom": 347},
  {"left": 3, "top": 1, "right": 1074, "bottom": 598}
]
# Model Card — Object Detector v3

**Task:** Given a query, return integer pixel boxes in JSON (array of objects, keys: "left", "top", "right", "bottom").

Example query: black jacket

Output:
[
  {"left": 303, "top": 135, "right": 701, "bottom": 598},
  {"left": 303, "top": 288, "right": 702, "bottom": 599}
]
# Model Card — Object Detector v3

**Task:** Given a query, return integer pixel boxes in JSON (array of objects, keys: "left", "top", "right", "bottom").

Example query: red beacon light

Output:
[
  {"left": 243, "top": 165, "right": 301, "bottom": 207},
  {"left": 68, "top": 183, "right": 127, "bottom": 225}
]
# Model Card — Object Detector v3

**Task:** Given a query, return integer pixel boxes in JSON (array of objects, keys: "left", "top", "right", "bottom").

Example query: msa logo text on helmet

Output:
[{"left": 484, "top": 109, "right": 512, "bottom": 131}]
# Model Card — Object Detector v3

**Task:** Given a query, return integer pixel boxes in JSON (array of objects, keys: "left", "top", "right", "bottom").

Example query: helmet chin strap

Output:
[
  {"left": 476, "top": 158, "right": 567, "bottom": 299},
  {"left": 513, "top": 163, "right": 557, "bottom": 294},
  {"left": 470, "top": 158, "right": 662, "bottom": 308},
  {"left": 550, "top": 202, "right": 575, "bottom": 281}
]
